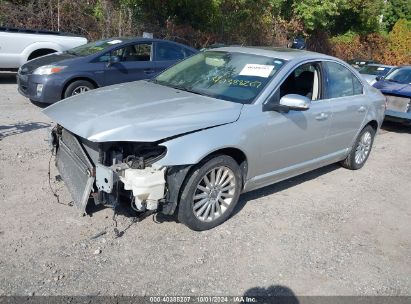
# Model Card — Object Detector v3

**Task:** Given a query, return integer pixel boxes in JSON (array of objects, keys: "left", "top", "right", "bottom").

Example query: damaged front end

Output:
[{"left": 50, "top": 126, "right": 182, "bottom": 215}]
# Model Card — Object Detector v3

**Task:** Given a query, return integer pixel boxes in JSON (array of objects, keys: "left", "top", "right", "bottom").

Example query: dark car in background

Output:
[
  {"left": 287, "top": 36, "right": 306, "bottom": 50},
  {"left": 373, "top": 66, "right": 411, "bottom": 124},
  {"left": 348, "top": 59, "right": 379, "bottom": 70},
  {"left": 17, "top": 37, "right": 198, "bottom": 104},
  {"left": 359, "top": 64, "right": 395, "bottom": 85}
]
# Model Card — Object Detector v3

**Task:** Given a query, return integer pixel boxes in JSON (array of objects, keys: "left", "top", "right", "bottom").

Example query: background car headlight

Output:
[{"left": 33, "top": 65, "right": 66, "bottom": 75}]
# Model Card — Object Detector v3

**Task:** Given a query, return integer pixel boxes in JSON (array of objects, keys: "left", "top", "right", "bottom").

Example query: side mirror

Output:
[
  {"left": 375, "top": 75, "right": 383, "bottom": 82},
  {"left": 263, "top": 94, "right": 311, "bottom": 112},
  {"left": 107, "top": 55, "right": 120, "bottom": 67},
  {"left": 279, "top": 94, "right": 311, "bottom": 111}
]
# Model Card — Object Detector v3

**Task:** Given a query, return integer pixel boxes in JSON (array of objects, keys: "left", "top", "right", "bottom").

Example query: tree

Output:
[
  {"left": 382, "top": 0, "right": 411, "bottom": 32},
  {"left": 292, "top": 0, "right": 347, "bottom": 32},
  {"left": 387, "top": 19, "right": 411, "bottom": 64},
  {"left": 332, "top": 0, "right": 385, "bottom": 35}
]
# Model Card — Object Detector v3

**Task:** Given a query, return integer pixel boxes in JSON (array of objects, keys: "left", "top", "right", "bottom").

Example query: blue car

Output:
[
  {"left": 373, "top": 66, "right": 411, "bottom": 124},
  {"left": 17, "top": 37, "right": 198, "bottom": 104}
]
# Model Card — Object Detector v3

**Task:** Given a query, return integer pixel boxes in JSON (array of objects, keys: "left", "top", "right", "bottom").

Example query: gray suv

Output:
[{"left": 44, "top": 47, "right": 386, "bottom": 230}]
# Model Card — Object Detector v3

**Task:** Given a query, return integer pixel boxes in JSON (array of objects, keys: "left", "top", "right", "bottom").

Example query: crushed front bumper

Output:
[
  {"left": 56, "top": 129, "right": 95, "bottom": 213},
  {"left": 53, "top": 128, "right": 167, "bottom": 214}
]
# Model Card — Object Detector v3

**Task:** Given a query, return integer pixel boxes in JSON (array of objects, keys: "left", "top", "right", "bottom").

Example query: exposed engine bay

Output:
[{"left": 50, "top": 125, "right": 188, "bottom": 215}]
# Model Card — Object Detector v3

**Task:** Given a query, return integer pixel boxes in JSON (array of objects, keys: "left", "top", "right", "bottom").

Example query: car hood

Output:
[
  {"left": 43, "top": 81, "right": 243, "bottom": 143},
  {"left": 20, "top": 53, "right": 80, "bottom": 74},
  {"left": 373, "top": 80, "right": 411, "bottom": 98}
]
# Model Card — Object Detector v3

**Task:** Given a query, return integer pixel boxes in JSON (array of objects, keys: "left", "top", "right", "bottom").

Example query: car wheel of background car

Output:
[
  {"left": 64, "top": 80, "right": 95, "bottom": 98},
  {"left": 177, "top": 155, "right": 242, "bottom": 231},
  {"left": 341, "top": 125, "right": 375, "bottom": 170}
]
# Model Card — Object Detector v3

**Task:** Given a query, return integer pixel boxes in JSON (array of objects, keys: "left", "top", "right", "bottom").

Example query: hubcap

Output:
[
  {"left": 355, "top": 131, "right": 372, "bottom": 164},
  {"left": 72, "top": 86, "right": 90, "bottom": 96},
  {"left": 192, "top": 166, "right": 236, "bottom": 222}
]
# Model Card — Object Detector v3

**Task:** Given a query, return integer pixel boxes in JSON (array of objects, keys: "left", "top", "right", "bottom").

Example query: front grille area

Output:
[
  {"left": 385, "top": 95, "right": 411, "bottom": 113},
  {"left": 56, "top": 129, "right": 95, "bottom": 213}
]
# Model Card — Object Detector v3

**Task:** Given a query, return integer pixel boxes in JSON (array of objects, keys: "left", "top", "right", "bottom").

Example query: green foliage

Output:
[
  {"left": 329, "top": 31, "right": 359, "bottom": 43},
  {"left": 292, "top": 0, "right": 347, "bottom": 31},
  {"left": 134, "top": 0, "right": 219, "bottom": 31},
  {"left": 382, "top": 0, "right": 411, "bottom": 32},
  {"left": 1, "top": 0, "right": 409, "bottom": 64},
  {"left": 387, "top": 19, "right": 411, "bottom": 64}
]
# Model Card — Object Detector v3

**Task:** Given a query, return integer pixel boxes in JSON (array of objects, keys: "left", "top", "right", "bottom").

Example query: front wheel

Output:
[
  {"left": 64, "top": 80, "right": 95, "bottom": 98},
  {"left": 341, "top": 125, "right": 375, "bottom": 170},
  {"left": 178, "top": 155, "right": 242, "bottom": 231}
]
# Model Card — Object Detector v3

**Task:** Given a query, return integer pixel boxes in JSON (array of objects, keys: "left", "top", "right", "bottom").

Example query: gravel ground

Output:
[{"left": 0, "top": 72, "right": 410, "bottom": 297}]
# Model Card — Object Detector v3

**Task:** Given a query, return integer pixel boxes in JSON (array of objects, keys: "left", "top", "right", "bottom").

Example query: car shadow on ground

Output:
[
  {"left": 380, "top": 120, "right": 411, "bottom": 134},
  {"left": 233, "top": 163, "right": 340, "bottom": 218},
  {"left": 84, "top": 163, "right": 340, "bottom": 235},
  {"left": 0, "top": 121, "right": 50, "bottom": 140},
  {"left": 0, "top": 72, "right": 17, "bottom": 84},
  {"left": 243, "top": 285, "right": 299, "bottom": 303}
]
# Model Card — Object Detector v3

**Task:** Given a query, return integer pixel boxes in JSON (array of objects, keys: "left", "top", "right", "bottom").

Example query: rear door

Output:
[
  {"left": 104, "top": 42, "right": 156, "bottom": 85},
  {"left": 322, "top": 61, "right": 368, "bottom": 151}
]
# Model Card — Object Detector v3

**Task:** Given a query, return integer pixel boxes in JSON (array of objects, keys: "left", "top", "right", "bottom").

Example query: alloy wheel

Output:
[
  {"left": 355, "top": 131, "right": 372, "bottom": 164},
  {"left": 192, "top": 166, "right": 236, "bottom": 222},
  {"left": 72, "top": 86, "right": 90, "bottom": 96}
]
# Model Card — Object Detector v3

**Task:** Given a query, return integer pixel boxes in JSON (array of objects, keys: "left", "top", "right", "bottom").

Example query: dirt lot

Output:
[{"left": 0, "top": 72, "right": 410, "bottom": 297}]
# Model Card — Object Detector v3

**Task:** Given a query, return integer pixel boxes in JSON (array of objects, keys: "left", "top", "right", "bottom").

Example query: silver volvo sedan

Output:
[{"left": 43, "top": 47, "right": 386, "bottom": 231}]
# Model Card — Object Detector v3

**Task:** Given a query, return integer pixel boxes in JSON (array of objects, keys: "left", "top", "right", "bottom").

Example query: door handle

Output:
[
  {"left": 358, "top": 106, "right": 367, "bottom": 113},
  {"left": 315, "top": 112, "right": 329, "bottom": 121}
]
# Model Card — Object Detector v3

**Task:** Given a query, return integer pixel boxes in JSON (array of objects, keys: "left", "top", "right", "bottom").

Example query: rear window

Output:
[{"left": 156, "top": 43, "right": 188, "bottom": 61}]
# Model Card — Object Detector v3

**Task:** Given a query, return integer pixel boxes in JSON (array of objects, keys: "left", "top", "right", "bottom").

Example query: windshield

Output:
[
  {"left": 385, "top": 67, "right": 411, "bottom": 84},
  {"left": 359, "top": 65, "right": 392, "bottom": 76},
  {"left": 66, "top": 38, "right": 124, "bottom": 56},
  {"left": 154, "top": 51, "right": 285, "bottom": 104}
]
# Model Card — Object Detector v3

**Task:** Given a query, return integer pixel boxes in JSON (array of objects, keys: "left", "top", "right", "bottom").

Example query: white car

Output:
[{"left": 0, "top": 27, "right": 87, "bottom": 70}]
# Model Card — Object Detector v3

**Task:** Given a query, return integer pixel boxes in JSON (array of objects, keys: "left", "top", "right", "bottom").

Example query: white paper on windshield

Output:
[
  {"left": 108, "top": 40, "right": 122, "bottom": 45},
  {"left": 240, "top": 64, "right": 275, "bottom": 78},
  {"left": 377, "top": 67, "right": 386, "bottom": 71}
]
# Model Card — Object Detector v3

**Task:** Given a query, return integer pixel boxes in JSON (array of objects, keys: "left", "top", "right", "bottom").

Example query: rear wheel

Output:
[
  {"left": 64, "top": 80, "right": 95, "bottom": 98},
  {"left": 341, "top": 125, "right": 375, "bottom": 170},
  {"left": 178, "top": 155, "right": 242, "bottom": 231}
]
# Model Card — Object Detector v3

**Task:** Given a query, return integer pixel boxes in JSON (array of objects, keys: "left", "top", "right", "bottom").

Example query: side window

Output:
[
  {"left": 324, "top": 62, "right": 363, "bottom": 98},
  {"left": 102, "top": 43, "right": 152, "bottom": 62},
  {"left": 279, "top": 62, "right": 322, "bottom": 101},
  {"left": 156, "top": 43, "right": 186, "bottom": 61},
  {"left": 121, "top": 43, "right": 152, "bottom": 61},
  {"left": 97, "top": 53, "right": 110, "bottom": 62}
]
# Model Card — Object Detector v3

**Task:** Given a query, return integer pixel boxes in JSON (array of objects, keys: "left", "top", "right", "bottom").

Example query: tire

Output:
[
  {"left": 64, "top": 80, "right": 95, "bottom": 98},
  {"left": 29, "top": 99, "right": 49, "bottom": 108},
  {"left": 178, "top": 155, "right": 242, "bottom": 231},
  {"left": 341, "top": 125, "right": 375, "bottom": 170}
]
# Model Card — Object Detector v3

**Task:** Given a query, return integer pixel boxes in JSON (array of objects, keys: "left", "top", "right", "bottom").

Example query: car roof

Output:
[
  {"left": 210, "top": 46, "right": 334, "bottom": 61},
  {"left": 104, "top": 37, "right": 197, "bottom": 50}
]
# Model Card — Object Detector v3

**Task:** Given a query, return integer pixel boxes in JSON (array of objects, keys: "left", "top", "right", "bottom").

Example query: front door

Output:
[
  {"left": 256, "top": 62, "right": 333, "bottom": 185},
  {"left": 104, "top": 42, "right": 156, "bottom": 85}
]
